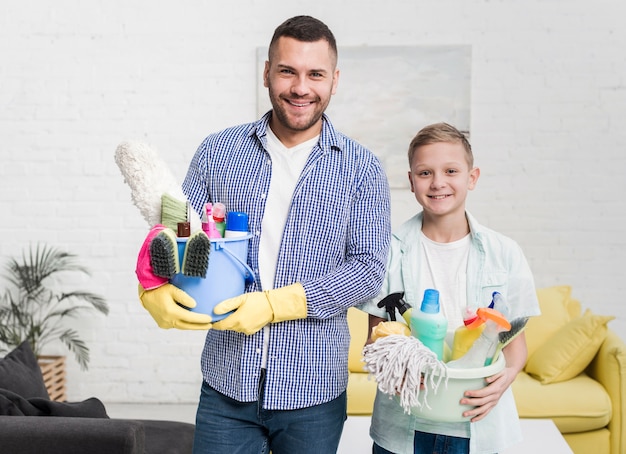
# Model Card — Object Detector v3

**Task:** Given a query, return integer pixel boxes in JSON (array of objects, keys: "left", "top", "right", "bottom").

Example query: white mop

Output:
[{"left": 362, "top": 334, "right": 447, "bottom": 414}]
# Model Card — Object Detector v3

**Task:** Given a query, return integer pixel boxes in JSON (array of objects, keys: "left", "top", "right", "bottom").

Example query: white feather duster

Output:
[{"left": 114, "top": 140, "right": 201, "bottom": 231}]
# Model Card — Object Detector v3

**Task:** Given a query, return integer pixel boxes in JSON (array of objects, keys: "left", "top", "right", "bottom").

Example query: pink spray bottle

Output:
[{"left": 202, "top": 203, "right": 222, "bottom": 239}]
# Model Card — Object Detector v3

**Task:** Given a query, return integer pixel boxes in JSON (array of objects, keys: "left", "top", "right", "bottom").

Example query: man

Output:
[{"left": 139, "top": 15, "right": 391, "bottom": 453}]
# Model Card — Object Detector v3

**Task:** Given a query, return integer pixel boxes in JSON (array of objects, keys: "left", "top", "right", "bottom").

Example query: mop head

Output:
[
  {"left": 114, "top": 140, "right": 201, "bottom": 231},
  {"left": 362, "top": 335, "right": 447, "bottom": 414}
]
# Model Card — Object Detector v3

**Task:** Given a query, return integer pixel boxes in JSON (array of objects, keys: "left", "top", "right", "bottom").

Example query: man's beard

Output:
[{"left": 268, "top": 85, "right": 330, "bottom": 132}]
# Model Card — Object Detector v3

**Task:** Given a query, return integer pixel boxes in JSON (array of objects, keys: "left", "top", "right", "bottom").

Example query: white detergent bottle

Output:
[{"left": 411, "top": 289, "right": 448, "bottom": 360}]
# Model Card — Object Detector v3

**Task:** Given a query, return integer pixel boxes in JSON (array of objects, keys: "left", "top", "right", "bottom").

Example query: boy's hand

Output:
[
  {"left": 460, "top": 366, "right": 515, "bottom": 422},
  {"left": 366, "top": 314, "right": 388, "bottom": 345}
]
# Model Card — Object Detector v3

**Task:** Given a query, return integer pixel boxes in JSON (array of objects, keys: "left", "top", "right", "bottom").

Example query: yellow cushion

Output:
[
  {"left": 525, "top": 285, "right": 579, "bottom": 357},
  {"left": 525, "top": 310, "right": 614, "bottom": 384},
  {"left": 512, "top": 371, "right": 612, "bottom": 433}
]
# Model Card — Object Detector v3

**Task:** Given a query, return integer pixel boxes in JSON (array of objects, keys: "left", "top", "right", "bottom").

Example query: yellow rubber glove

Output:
[
  {"left": 138, "top": 283, "right": 213, "bottom": 330},
  {"left": 212, "top": 283, "right": 307, "bottom": 335},
  {"left": 371, "top": 321, "right": 411, "bottom": 341}
]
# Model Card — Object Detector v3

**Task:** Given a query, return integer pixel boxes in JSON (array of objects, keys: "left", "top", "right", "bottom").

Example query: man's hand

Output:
[
  {"left": 212, "top": 283, "right": 307, "bottom": 335},
  {"left": 138, "top": 283, "right": 212, "bottom": 330}
]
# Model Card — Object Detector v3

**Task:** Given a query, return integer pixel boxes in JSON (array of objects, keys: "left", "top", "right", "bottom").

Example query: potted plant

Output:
[{"left": 0, "top": 243, "right": 109, "bottom": 398}]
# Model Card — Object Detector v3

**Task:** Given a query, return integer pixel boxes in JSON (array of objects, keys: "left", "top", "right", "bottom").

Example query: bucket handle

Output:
[{"left": 214, "top": 242, "right": 256, "bottom": 284}]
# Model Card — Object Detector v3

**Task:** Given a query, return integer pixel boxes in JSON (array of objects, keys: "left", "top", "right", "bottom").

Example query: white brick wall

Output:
[{"left": 1, "top": 1, "right": 624, "bottom": 403}]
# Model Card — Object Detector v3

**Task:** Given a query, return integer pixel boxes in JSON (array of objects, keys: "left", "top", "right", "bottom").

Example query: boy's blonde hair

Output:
[{"left": 408, "top": 122, "right": 473, "bottom": 168}]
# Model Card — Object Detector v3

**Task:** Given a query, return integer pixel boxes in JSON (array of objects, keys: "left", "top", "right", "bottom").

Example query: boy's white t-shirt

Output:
[
  {"left": 419, "top": 231, "right": 471, "bottom": 342},
  {"left": 258, "top": 127, "right": 317, "bottom": 290},
  {"left": 416, "top": 231, "right": 473, "bottom": 439}
]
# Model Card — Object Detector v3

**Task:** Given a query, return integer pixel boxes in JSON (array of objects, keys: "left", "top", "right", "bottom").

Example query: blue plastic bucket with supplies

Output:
[{"left": 170, "top": 234, "right": 254, "bottom": 321}]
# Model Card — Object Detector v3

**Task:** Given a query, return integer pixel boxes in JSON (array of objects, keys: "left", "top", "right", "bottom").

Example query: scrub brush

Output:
[
  {"left": 150, "top": 228, "right": 180, "bottom": 278},
  {"left": 181, "top": 230, "right": 211, "bottom": 277},
  {"left": 161, "top": 193, "right": 189, "bottom": 232},
  {"left": 485, "top": 316, "right": 529, "bottom": 366}
]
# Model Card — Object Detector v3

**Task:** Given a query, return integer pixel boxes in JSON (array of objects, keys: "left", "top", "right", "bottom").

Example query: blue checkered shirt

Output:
[{"left": 182, "top": 112, "right": 391, "bottom": 410}]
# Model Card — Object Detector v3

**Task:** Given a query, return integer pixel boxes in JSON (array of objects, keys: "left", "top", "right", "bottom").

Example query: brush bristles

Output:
[
  {"left": 161, "top": 193, "right": 188, "bottom": 231},
  {"left": 499, "top": 317, "right": 529, "bottom": 344},
  {"left": 182, "top": 231, "right": 211, "bottom": 277},
  {"left": 150, "top": 229, "right": 180, "bottom": 278}
]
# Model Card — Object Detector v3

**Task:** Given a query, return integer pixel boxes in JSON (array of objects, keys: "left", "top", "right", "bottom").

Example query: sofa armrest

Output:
[
  {"left": 586, "top": 329, "right": 626, "bottom": 454},
  {"left": 0, "top": 416, "right": 145, "bottom": 454}
]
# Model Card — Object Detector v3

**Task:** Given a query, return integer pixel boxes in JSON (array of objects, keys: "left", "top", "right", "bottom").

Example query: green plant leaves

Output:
[{"left": 0, "top": 243, "right": 109, "bottom": 371}]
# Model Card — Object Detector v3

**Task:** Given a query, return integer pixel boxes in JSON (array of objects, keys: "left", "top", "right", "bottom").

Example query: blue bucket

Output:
[{"left": 170, "top": 234, "right": 254, "bottom": 321}]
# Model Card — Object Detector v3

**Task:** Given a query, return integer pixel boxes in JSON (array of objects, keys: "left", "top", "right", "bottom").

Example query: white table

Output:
[
  {"left": 337, "top": 417, "right": 573, "bottom": 454},
  {"left": 503, "top": 418, "right": 573, "bottom": 453}
]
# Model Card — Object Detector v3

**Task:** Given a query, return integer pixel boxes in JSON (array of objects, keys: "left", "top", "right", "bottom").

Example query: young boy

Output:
[{"left": 359, "top": 123, "right": 540, "bottom": 454}]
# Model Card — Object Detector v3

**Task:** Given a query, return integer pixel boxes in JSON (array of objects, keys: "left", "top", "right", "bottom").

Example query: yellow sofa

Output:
[
  {"left": 347, "top": 306, "right": 378, "bottom": 415},
  {"left": 346, "top": 285, "right": 626, "bottom": 454}
]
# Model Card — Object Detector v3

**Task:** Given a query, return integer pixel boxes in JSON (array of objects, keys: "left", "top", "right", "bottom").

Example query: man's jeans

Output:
[{"left": 193, "top": 378, "right": 347, "bottom": 454}]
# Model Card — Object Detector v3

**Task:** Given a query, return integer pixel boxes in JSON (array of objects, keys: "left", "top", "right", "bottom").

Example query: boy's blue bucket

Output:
[{"left": 170, "top": 234, "right": 254, "bottom": 321}]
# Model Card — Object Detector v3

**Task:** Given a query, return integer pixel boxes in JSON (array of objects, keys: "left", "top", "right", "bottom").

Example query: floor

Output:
[
  {"left": 105, "top": 404, "right": 572, "bottom": 453},
  {"left": 105, "top": 403, "right": 373, "bottom": 453}
]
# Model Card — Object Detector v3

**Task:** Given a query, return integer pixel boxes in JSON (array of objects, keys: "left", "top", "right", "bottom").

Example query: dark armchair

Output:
[{"left": 0, "top": 342, "right": 195, "bottom": 454}]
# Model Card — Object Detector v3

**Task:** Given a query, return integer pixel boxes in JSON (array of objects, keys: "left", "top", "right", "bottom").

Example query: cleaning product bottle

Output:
[
  {"left": 451, "top": 307, "right": 486, "bottom": 360},
  {"left": 225, "top": 211, "right": 249, "bottom": 238},
  {"left": 212, "top": 202, "right": 226, "bottom": 238},
  {"left": 410, "top": 289, "right": 448, "bottom": 360},
  {"left": 377, "top": 291, "right": 412, "bottom": 324},
  {"left": 201, "top": 203, "right": 222, "bottom": 239}
]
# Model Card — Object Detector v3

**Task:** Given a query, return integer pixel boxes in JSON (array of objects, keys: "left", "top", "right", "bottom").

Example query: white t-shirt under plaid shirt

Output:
[{"left": 182, "top": 112, "right": 391, "bottom": 410}]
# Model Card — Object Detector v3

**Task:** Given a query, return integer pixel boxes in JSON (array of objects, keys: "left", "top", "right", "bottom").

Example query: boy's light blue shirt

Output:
[{"left": 359, "top": 211, "right": 541, "bottom": 454}]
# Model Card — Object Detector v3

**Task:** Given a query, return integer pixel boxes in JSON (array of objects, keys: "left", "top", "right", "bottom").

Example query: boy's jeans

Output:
[{"left": 373, "top": 430, "right": 470, "bottom": 454}]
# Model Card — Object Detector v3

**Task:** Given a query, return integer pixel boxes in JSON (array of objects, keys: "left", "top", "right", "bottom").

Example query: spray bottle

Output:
[
  {"left": 212, "top": 202, "right": 226, "bottom": 238},
  {"left": 377, "top": 291, "right": 412, "bottom": 324},
  {"left": 201, "top": 203, "right": 222, "bottom": 239},
  {"left": 410, "top": 289, "right": 448, "bottom": 360},
  {"left": 451, "top": 307, "right": 486, "bottom": 360},
  {"left": 451, "top": 292, "right": 508, "bottom": 358}
]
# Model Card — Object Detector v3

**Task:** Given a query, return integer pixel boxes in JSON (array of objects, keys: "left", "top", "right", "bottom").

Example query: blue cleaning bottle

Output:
[
  {"left": 224, "top": 211, "right": 249, "bottom": 238},
  {"left": 410, "top": 289, "right": 448, "bottom": 360}
]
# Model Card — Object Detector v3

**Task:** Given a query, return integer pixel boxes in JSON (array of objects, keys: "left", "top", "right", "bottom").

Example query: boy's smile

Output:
[{"left": 429, "top": 194, "right": 452, "bottom": 199}]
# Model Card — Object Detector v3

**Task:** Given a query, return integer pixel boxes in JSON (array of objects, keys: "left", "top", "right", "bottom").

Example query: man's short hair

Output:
[{"left": 268, "top": 15, "right": 337, "bottom": 63}]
